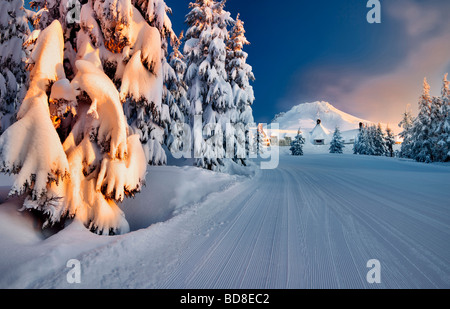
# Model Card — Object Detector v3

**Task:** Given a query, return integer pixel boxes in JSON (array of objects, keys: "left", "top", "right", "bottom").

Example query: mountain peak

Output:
[{"left": 271, "top": 101, "right": 375, "bottom": 136}]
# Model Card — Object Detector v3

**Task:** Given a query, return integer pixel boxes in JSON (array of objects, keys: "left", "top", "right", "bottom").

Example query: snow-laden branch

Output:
[{"left": 0, "top": 21, "right": 70, "bottom": 201}]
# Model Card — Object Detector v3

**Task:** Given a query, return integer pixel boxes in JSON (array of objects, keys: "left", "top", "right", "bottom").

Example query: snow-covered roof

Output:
[
  {"left": 340, "top": 129, "right": 359, "bottom": 142},
  {"left": 310, "top": 122, "right": 330, "bottom": 140}
]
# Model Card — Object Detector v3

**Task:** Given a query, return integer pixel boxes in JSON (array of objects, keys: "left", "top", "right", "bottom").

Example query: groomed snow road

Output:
[
  {"left": 1, "top": 152, "right": 449, "bottom": 288},
  {"left": 151, "top": 154, "right": 450, "bottom": 289}
]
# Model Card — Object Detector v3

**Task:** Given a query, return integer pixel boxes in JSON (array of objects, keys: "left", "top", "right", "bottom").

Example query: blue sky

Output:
[{"left": 24, "top": 0, "right": 450, "bottom": 126}]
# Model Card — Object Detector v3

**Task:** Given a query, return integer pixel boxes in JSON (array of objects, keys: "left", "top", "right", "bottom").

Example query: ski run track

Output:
[{"left": 0, "top": 150, "right": 449, "bottom": 289}]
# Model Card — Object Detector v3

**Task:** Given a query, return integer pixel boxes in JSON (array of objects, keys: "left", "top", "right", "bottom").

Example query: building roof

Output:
[
  {"left": 310, "top": 122, "right": 330, "bottom": 140},
  {"left": 340, "top": 129, "right": 360, "bottom": 142}
]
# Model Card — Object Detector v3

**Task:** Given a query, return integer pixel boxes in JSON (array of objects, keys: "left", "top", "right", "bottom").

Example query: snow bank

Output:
[
  {"left": 122, "top": 165, "right": 244, "bottom": 231},
  {"left": 0, "top": 162, "right": 246, "bottom": 288}
]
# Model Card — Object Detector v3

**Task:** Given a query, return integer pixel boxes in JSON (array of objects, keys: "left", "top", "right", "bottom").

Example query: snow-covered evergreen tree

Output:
[
  {"left": 411, "top": 78, "right": 434, "bottom": 163},
  {"left": 434, "top": 74, "right": 449, "bottom": 162},
  {"left": 167, "top": 32, "right": 190, "bottom": 122},
  {"left": 28, "top": 0, "right": 174, "bottom": 166},
  {"left": 398, "top": 108, "right": 414, "bottom": 159},
  {"left": 0, "top": 0, "right": 30, "bottom": 133},
  {"left": 353, "top": 124, "right": 364, "bottom": 155},
  {"left": 226, "top": 13, "right": 255, "bottom": 166},
  {"left": 166, "top": 32, "right": 191, "bottom": 157},
  {"left": 184, "top": 0, "right": 233, "bottom": 171},
  {"left": 142, "top": 0, "right": 178, "bottom": 156},
  {"left": 354, "top": 124, "right": 383, "bottom": 156},
  {"left": 0, "top": 0, "right": 170, "bottom": 235},
  {"left": 329, "top": 127, "right": 344, "bottom": 154},
  {"left": 250, "top": 123, "right": 265, "bottom": 156},
  {"left": 441, "top": 75, "right": 450, "bottom": 162},
  {"left": 385, "top": 125, "right": 395, "bottom": 157},
  {"left": 365, "top": 125, "right": 376, "bottom": 156},
  {"left": 290, "top": 129, "right": 305, "bottom": 156},
  {"left": 123, "top": 0, "right": 176, "bottom": 166},
  {"left": 373, "top": 123, "right": 387, "bottom": 156},
  {"left": 354, "top": 124, "right": 370, "bottom": 155},
  {"left": 429, "top": 95, "right": 443, "bottom": 161}
]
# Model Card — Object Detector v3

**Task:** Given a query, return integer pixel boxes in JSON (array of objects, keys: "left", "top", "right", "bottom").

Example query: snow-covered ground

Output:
[{"left": 0, "top": 148, "right": 449, "bottom": 289}]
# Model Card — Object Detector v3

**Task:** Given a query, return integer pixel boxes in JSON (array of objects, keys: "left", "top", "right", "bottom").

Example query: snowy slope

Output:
[
  {"left": 0, "top": 152, "right": 449, "bottom": 289},
  {"left": 271, "top": 101, "right": 391, "bottom": 138}
]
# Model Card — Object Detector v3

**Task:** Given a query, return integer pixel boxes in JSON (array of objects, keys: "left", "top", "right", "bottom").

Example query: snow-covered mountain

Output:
[{"left": 271, "top": 101, "right": 384, "bottom": 137}]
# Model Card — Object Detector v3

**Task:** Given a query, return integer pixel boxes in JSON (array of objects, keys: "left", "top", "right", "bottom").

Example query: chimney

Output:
[{"left": 316, "top": 119, "right": 321, "bottom": 125}]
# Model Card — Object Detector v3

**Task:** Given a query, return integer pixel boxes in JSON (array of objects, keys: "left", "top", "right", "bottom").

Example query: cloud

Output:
[
  {"left": 330, "top": 33, "right": 450, "bottom": 123},
  {"left": 387, "top": 0, "right": 443, "bottom": 37},
  {"left": 282, "top": 0, "right": 450, "bottom": 127}
]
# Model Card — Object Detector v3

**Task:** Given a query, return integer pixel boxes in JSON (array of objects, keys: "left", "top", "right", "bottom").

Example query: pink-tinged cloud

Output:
[
  {"left": 283, "top": 0, "right": 450, "bottom": 128},
  {"left": 330, "top": 33, "right": 450, "bottom": 125},
  {"left": 388, "top": 0, "right": 442, "bottom": 37},
  {"left": 335, "top": 0, "right": 450, "bottom": 125}
]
